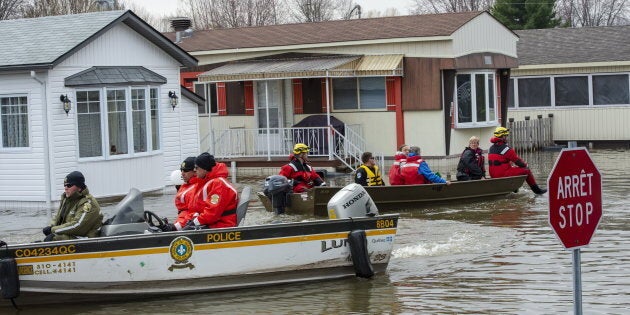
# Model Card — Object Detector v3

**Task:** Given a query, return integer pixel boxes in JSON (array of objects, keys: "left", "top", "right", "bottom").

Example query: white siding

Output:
[
  {"left": 452, "top": 13, "right": 518, "bottom": 58},
  {"left": 323, "top": 111, "right": 397, "bottom": 155},
  {"left": 404, "top": 111, "right": 445, "bottom": 156},
  {"left": 0, "top": 73, "right": 48, "bottom": 202},
  {"left": 508, "top": 107, "right": 630, "bottom": 141},
  {"left": 1, "top": 23, "right": 198, "bottom": 205}
]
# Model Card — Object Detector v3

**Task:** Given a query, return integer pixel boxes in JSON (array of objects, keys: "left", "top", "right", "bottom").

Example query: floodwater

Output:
[{"left": 1, "top": 149, "right": 629, "bottom": 314}]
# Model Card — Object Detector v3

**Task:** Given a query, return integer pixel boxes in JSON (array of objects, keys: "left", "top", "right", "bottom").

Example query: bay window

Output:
[{"left": 77, "top": 86, "right": 160, "bottom": 159}]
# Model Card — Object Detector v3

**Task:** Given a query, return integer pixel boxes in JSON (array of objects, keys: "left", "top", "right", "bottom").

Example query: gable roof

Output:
[
  {"left": 168, "top": 11, "right": 485, "bottom": 52},
  {"left": 516, "top": 25, "right": 630, "bottom": 65},
  {"left": 0, "top": 10, "right": 197, "bottom": 72}
]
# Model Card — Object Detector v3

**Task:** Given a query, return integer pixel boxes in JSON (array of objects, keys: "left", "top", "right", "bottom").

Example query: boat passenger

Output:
[
  {"left": 355, "top": 152, "right": 385, "bottom": 186},
  {"left": 42, "top": 171, "right": 103, "bottom": 242},
  {"left": 488, "top": 127, "right": 547, "bottom": 195},
  {"left": 400, "top": 146, "right": 450, "bottom": 185},
  {"left": 279, "top": 143, "right": 325, "bottom": 193},
  {"left": 159, "top": 157, "right": 199, "bottom": 231},
  {"left": 456, "top": 136, "right": 486, "bottom": 181},
  {"left": 177, "top": 153, "right": 239, "bottom": 230},
  {"left": 388, "top": 144, "right": 409, "bottom": 185}
]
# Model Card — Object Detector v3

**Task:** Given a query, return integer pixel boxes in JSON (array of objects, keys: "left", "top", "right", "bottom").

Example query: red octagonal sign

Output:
[{"left": 547, "top": 148, "right": 602, "bottom": 249}]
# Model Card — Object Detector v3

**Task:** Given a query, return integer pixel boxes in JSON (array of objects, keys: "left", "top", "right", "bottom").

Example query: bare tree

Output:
[
  {"left": 411, "top": 0, "right": 494, "bottom": 14},
  {"left": 20, "top": 0, "right": 125, "bottom": 18},
  {"left": 180, "top": 0, "right": 285, "bottom": 30},
  {"left": 288, "top": 0, "right": 345, "bottom": 22},
  {"left": 0, "top": 0, "right": 25, "bottom": 19},
  {"left": 556, "top": 0, "right": 629, "bottom": 26}
]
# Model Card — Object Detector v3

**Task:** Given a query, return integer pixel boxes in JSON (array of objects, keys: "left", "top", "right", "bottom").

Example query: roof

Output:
[
  {"left": 197, "top": 54, "right": 403, "bottom": 82},
  {"left": 65, "top": 66, "right": 167, "bottom": 87},
  {"left": 0, "top": 10, "right": 197, "bottom": 72},
  {"left": 169, "top": 11, "right": 485, "bottom": 52},
  {"left": 516, "top": 25, "right": 630, "bottom": 65},
  {"left": 181, "top": 85, "right": 205, "bottom": 106}
]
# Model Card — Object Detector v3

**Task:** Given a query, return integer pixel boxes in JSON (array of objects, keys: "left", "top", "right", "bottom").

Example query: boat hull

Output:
[
  {"left": 0, "top": 215, "right": 398, "bottom": 307},
  {"left": 258, "top": 176, "right": 527, "bottom": 216}
]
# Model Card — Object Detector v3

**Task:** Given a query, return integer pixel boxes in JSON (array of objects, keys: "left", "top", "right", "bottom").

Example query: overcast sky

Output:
[{"left": 121, "top": 0, "right": 415, "bottom": 18}]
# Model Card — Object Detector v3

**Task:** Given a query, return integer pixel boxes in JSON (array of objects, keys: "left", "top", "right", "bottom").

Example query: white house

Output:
[{"left": 0, "top": 10, "right": 202, "bottom": 210}]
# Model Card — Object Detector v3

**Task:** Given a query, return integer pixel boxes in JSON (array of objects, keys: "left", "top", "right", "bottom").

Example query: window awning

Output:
[
  {"left": 64, "top": 66, "right": 167, "bottom": 87},
  {"left": 198, "top": 54, "right": 404, "bottom": 82}
]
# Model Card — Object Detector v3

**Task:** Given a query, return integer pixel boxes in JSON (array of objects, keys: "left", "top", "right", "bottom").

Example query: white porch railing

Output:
[{"left": 203, "top": 125, "right": 377, "bottom": 172}]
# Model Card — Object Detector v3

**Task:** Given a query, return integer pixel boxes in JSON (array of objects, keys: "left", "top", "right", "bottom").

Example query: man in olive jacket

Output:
[{"left": 43, "top": 171, "right": 103, "bottom": 242}]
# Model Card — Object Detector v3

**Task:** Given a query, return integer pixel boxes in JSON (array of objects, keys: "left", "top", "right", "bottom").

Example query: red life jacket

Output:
[{"left": 399, "top": 155, "right": 430, "bottom": 185}]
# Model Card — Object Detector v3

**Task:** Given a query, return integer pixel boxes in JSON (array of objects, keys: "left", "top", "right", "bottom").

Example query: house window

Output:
[
  {"left": 194, "top": 82, "right": 218, "bottom": 115},
  {"left": 455, "top": 72, "right": 497, "bottom": 127},
  {"left": 555, "top": 76, "right": 588, "bottom": 106},
  {"left": 593, "top": 74, "right": 629, "bottom": 105},
  {"left": 332, "top": 77, "right": 386, "bottom": 110},
  {"left": 518, "top": 77, "right": 551, "bottom": 107},
  {"left": 77, "top": 86, "right": 160, "bottom": 159},
  {"left": 0, "top": 95, "right": 29, "bottom": 148},
  {"left": 77, "top": 91, "right": 102, "bottom": 157}
]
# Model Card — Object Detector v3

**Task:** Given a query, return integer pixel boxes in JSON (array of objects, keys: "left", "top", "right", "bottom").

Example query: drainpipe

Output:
[{"left": 30, "top": 71, "right": 53, "bottom": 221}]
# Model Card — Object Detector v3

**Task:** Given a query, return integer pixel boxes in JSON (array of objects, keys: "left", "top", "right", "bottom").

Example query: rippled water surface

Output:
[{"left": 1, "top": 149, "right": 629, "bottom": 314}]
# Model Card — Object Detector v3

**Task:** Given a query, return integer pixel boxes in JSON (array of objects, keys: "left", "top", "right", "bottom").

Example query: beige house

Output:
[
  {"left": 508, "top": 25, "right": 630, "bottom": 145},
  {"left": 172, "top": 11, "right": 518, "bottom": 165}
]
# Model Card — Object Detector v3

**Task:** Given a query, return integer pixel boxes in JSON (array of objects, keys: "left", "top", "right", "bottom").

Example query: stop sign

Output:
[{"left": 548, "top": 148, "right": 602, "bottom": 249}]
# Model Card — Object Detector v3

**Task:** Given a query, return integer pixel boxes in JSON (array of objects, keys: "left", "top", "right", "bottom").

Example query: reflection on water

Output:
[{"left": 1, "top": 149, "right": 629, "bottom": 314}]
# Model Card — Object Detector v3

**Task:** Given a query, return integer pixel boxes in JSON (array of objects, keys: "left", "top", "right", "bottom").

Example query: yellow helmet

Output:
[
  {"left": 293, "top": 143, "right": 310, "bottom": 154},
  {"left": 494, "top": 126, "right": 510, "bottom": 137}
]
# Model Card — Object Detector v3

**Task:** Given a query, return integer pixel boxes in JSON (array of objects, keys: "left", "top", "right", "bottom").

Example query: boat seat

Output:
[{"left": 236, "top": 186, "right": 251, "bottom": 226}]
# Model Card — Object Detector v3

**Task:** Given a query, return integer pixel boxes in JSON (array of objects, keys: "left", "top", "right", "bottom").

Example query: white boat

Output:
[{"left": 0, "top": 185, "right": 399, "bottom": 307}]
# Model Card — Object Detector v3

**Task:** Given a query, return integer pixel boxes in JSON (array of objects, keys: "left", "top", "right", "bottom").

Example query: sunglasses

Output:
[{"left": 64, "top": 184, "right": 74, "bottom": 188}]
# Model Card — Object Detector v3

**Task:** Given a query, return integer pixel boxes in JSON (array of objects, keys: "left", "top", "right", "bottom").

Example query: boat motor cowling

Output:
[
  {"left": 327, "top": 183, "right": 378, "bottom": 219},
  {"left": 263, "top": 175, "right": 291, "bottom": 214}
]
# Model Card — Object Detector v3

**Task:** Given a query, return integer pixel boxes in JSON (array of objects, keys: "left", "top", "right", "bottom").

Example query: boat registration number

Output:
[
  {"left": 14, "top": 245, "right": 76, "bottom": 257},
  {"left": 376, "top": 219, "right": 396, "bottom": 229}
]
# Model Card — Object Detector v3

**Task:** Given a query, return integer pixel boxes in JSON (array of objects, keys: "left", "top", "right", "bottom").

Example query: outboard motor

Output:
[
  {"left": 263, "top": 175, "right": 291, "bottom": 214},
  {"left": 327, "top": 183, "right": 378, "bottom": 219}
]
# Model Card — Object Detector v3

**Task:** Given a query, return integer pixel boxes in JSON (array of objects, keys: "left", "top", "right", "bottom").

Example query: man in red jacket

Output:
[
  {"left": 488, "top": 127, "right": 547, "bottom": 195},
  {"left": 171, "top": 157, "right": 198, "bottom": 229},
  {"left": 176, "top": 152, "right": 239, "bottom": 230},
  {"left": 279, "top": 143, "right": 325, "bottom": 192}
]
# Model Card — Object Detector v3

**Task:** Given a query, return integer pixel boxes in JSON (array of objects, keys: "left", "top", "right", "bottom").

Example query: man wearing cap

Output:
[
  {"left": 42, "top": 171, "right": 103, "bottom": 241},
  {"left": 489, "top": 127, "right": 547, "bottom": 195},
  {"left": 164, "top": 157, "right": 199, "bottom": 231},
  {"left": 176, "top": 152, "right": 239, "bottom": 230},
  {"left": 279, "top": 143, "right": 325, "bottom": 193}
]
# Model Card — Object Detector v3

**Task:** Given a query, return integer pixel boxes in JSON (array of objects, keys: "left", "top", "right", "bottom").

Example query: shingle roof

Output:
[
  {"left": 0, "top": 10, "right": 197, "bottom": 71},
  {"left": 65, "top": 66, "right": 167, "bottom": 87},
  {"left": 516, "top": 25, "right": 630, "bottom": 65},
  {"left": 169, "top": 11, "right": 485, "bottom": 52}
]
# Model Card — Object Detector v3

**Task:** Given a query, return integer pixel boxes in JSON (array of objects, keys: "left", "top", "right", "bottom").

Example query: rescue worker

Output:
[
  {"left": 456, "top": 136, "right": 486, "bottom": 181},
  {"left": 160, "top": 157, "right": 199, "bottom": 231},
  {"left": 355, "top": 152, "right": 385, "bottom": 186},
  {"left": 176, "top": 153, "right": 239, "bottom": 230},
  {"left": 42, "top": 171, "right": 103, "bottom": 241},
  {"left": 388, "top": 144, "right": 409, "bottom": 186},
  {"left": 279, "top": 143, "right": 325, "bottom": 193},
  {"left": 488, "top": 127, "right": 547, "bottom": 195},
  {"left": 400, "top": 146, "right": 450, "bottom": 185}
]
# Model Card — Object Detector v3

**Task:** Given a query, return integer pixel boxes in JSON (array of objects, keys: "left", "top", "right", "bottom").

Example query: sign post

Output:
[{"left": 547, "top": 147, "right": 602, "bottom": 314}]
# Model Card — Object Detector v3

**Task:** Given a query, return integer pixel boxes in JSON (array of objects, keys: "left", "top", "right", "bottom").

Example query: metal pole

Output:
[
  {"left": 572, "top": 248, "right": 583, "bottom": 315},
  {"left": 231, "top": 161, "right": 237, "bottom": 184},
  {"left": 325, "top": 75, "right": 332, "bottom": 160},
  {"left": 265, "top": 81, "right": 271, "bottom": 161}
]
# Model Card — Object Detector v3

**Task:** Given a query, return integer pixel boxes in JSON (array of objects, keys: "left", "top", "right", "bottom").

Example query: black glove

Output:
[
  {"left": 43, "top": 226, "right": 52, "bottom": 236},
  {"left": 43, "top": 233, "right": 55, "bottom": 242},
  {"left": 182, "top": 220, "right": 197, "bottom": 231},
  {"left": 160, "top": 223, "right": 176, "bottom": 232}
]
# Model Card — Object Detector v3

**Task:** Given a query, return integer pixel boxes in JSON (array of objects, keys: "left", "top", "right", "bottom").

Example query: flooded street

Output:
[{"left": 1, "top": 149, "right": 629, "bottom": 314}]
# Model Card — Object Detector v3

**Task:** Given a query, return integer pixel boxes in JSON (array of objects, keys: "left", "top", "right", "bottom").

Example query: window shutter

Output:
[
  {"left": 386, "top": 76, "right": 401, "bottom": 112},
  {"left": 217, "top": 82, "right": 227, "bottom": 116},
  {"left": 293, "top": 79, "right": 304, "bottom": 114},
  {"left": 244, "top": 81, "right": 254, "bottom": 116}
]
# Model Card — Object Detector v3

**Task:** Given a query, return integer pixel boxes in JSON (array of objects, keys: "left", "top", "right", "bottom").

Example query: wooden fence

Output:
[{"left": 508, "top": 114, "right": 555, "bottom": 152}]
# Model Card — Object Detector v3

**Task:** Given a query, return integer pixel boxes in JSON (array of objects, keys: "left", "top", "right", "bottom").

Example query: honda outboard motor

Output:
[
  {"left": 327, "top": 183, "right": 378, "bottom": 219},
  {"left": 263, "top": 175, "right": 291, "bottom": 214}
]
